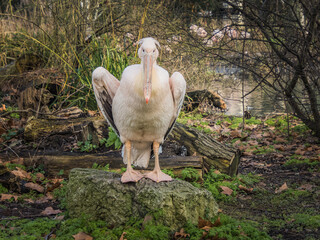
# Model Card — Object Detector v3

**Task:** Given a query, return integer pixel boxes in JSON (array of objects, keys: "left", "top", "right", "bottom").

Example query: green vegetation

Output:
[
  {"left": 77, "top": 134, "right": 97, "bottom": 152},
  {"left": 0, "top": 184, "right": 8, "bottom": 194},
  {"left": 284, "top": 155, "right": 320, "bottom": 170},
  {"left": 92, "top": 163, "right": 110, "bottom": 171},
  {"left": 208, "top": 214, "right": 271, "bottom": 240},
  {"left": 181, "top": 167, "right": 200, "bottom": 182},
  {"left": 0, "top": 217, "right": 58, "bottom": 240},
  {"left": 204, "top": 169, "right": 260, "bottom": 202},
  {"left": 99, "top": 127, "right": 122, "bottom": 150}
]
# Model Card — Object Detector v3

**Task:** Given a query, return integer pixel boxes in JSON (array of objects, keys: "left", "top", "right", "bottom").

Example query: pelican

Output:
[{"left": 92, "top": 37, "right": 186, "bottom": 183}]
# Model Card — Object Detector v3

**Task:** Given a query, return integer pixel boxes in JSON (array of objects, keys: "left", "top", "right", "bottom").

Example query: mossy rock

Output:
[{"left": 66, "top": 168, "right": 219, "bottom": 230}]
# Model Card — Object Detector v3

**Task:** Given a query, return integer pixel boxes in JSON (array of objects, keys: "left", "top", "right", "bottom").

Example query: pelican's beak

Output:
[{"left": 143, "top": 54, "right": 153, "bottom": 104}]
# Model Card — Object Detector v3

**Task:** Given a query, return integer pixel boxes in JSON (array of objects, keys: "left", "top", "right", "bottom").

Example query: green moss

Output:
[
  {"left": 0, "top": 218, "right": 58, "bottom": 239},
  {"left": 204, "top": 169, "right": 260, "bottom": 202},
  {"left": 208, "top": 214, "right": 271, "bottom": 240}
]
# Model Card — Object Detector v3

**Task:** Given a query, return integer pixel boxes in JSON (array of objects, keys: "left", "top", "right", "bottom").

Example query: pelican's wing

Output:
[
  {"left": 92, "top": 67, "right": 120, "bottom": 136},
  {"left": 164, "top": 72, "right": 186, "bottom": 140}
]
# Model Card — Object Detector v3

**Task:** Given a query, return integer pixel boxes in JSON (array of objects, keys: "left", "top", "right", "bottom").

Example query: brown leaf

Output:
[
  {"left": 41, "top": 207, "right": 62, "bottom": 216},
  {"left": 11, "top": 167, "right": 31, "bottom": 180},
  {"left": 55, "top": 215, "right": 65, "bottom": 221},
  {"left": 174, "top": 228, "right": 190, "bottom": 239},
  {"left": 0, "top": 104, "right": 6, "bottom": 112},
  {"left": 274, "top": 145, "right": 285, "bottom": 151},
  {"left": 294, "top": 148, "right": 306, "bottom": 155},
  {"left": 119, "top": 232, "right": 127, "bottom": 240},
  {"left": 24, "top": 198, "right": 35, "bottom": 203},
  {"left": 1, "top": 193, "right": 19, "bottom": 202},
  {"left": 72, "top": 232, "right": 93, "bottom": 240},
  {"left": 25, "top": 182, "right": 44, "bottom": 193},
  {"left": 298, "top": 184, "right": 314, "bottom": 191},
  {"left": 275, "top": 182, "right": 288, "bottom": 194},
  {"left": 238, "top": 185, "right": 253, "bottom": 193},
  {"left": 220, "top": 186, "right": 233, "bottom": 196},
  {"left": 87, "top": 110, "right": 97, "bottom": 117},
  {"left": 230, "top": 130, "right": 241, "bottom": 138},
  {"left": 36, "top": 172, "right": 45, "bottom": 180},
  {"left": 198, "top": 217, "right": 214, "bottom": 228},
  {"left": 35, "top": 196, "right": 50, "bottom": 203}
]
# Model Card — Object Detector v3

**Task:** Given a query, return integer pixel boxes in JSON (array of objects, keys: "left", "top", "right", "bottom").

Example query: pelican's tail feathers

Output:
[{"left": 122, "top": 142, "right": 152, "bottom": 169}]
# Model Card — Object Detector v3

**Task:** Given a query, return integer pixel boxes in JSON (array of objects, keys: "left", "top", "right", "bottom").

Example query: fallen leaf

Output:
[
  {"left": 1, "top": 193, "right": 19, "bottom": 202},
  {"left": 238, "top": 185, "right": 253, "bottom": 193},
  {"left": 119, "top": 232, "right": 127, "bottom": 240},
  {"left": 87, "top": 110, "right": 97, "bottom": 117},
  {"left": 213, "top": 170, "right": 221, "bottom": 174},
  {"left": 275, "top": 182, "right": 288, "bottom": 194},
  {"left": 55, "top": 215, "right": 65, "bottom": 221},
  {"left": 25, "top": 182, "right": 44, "bottom": 193},
  {"left": 36, "top": 172, "right": 45, "bottom": 180},
  {"left": 0, "top": 104, "right": 6, "bottom": 111},
  {"left": 24, "top": 198, "right": 35, "bottom": 203},
  {"left": 35, "top": 196, "right": 50, "bottom": 203},
  {"left": 220, "top": 186, "right": 233, "bottom": 196},
  {"left": 294, "top": 148, "right": 306, "bottom": 155},
  {"left": 41, "top": 207, "right": 62, "bottom": 215},
  {"left": 72, "top": 232, "right": 93, "bottom": 240},
  {"left": 174, "top": 228, "right": 190, "bottom": 239},
  {"left": 46, "top": 192, "right": 54, "bottom": 200},
  {"left": 230, "top": 130, "right": 241, "bottom": 138},
  {"left": 298, "top": 184, "right": 313, "bottom": 191},
  {"left": 11, "top": 168, "right": 31, "bottom": 180}
]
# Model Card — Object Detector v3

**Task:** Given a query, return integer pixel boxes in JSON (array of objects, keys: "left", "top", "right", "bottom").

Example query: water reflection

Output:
[{"left": 211, "top": 65, "right": 285, "bottom": 116}]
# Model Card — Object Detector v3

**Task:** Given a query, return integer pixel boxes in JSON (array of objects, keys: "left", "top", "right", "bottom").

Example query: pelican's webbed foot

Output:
[
  {"left": 145, "top": 169, "right": 172, "bottom": 183},
  {"left": 121, "top": 169, "right": 144, "bottom": 183}
]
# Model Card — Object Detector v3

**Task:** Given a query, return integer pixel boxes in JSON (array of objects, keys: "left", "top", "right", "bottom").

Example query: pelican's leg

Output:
[
  {"left": 145, "top": 142, "right": 173, "bottom": 182},
  {"left": 121, "top": 141, "right": 143, "bottom": 183}
]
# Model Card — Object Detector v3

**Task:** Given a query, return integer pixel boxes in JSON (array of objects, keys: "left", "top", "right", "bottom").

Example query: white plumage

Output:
[{"left": 92, "top": 37, "right": 186, "bottom": 183}]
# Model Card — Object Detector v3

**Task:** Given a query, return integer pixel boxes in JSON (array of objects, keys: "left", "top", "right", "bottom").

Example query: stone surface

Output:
[{"left": 66, "top": 168, "right": 219, "bottom": 230}]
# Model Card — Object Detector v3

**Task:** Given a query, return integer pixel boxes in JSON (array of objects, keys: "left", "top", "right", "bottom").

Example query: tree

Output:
[{"left": 215, "top": 0, "right": 320, "bottom": 137}]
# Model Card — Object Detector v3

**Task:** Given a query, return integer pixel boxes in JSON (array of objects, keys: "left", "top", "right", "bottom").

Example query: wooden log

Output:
[
  {"left": 184, "top": 89, "right": 227, "bottom": 112},
  {"left": 22, "top": 152, "right": 203, "bottom": 178},
  {"left": 170, "top": 123, "right": 240, "bottom": 176}
]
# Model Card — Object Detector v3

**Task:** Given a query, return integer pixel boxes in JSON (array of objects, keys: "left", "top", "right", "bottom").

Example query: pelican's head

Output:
[{"left": 138, "top": 37, "right": 160, "bottom": 104}]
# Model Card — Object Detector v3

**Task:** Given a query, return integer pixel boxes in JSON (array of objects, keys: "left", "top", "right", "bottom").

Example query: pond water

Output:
[{"left": 211, "top": 64, "right": 285, "bottom": 117}]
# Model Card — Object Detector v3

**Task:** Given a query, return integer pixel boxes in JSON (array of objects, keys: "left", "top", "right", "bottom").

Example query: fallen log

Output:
[
  {"left": 170, "top": 123, "right": 240, "bottom": 175},
  {"left": 22, "top": 152, "right": 203, "bottom": 178}
]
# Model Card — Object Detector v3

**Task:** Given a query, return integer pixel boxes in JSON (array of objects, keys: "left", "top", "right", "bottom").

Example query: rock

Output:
[{"left": 66, "top": 168, "right": 218, "bottom": 230}]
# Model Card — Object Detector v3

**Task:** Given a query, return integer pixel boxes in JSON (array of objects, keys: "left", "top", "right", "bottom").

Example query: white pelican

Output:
[{"left": 92, "top": 37, "right": 186, "bottom": 183}]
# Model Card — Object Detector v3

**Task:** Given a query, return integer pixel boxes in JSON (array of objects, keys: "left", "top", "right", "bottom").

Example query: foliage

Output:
[
  {"left": 204, "top": 169, "right": 260, "bottom": 202},
  {"left": 100, "top": 127, "right": 122, "bottom": 150},
  {"left": 77, "top": 134, "right": 97, "bottom": 152},
  {"left": 208, "top": 214, "right": 271, "bottom": 240},
  {"left": 162, "top": 169, "right": 176, "bottom": 178},
  {"left": 92, "top": 163, "right": 110, "bottom": 172},
  {"left": 53, "top": 180, "right": 68, "bottom": 210},
  {"left": 181, "top": 167, "right": 200, "bottom": 182},
  {"left": 0, "top": 183, "right": 8, "bottom": 194},
  {"left": 0, "top": 217, "right": 58, "bottom": 240}
]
